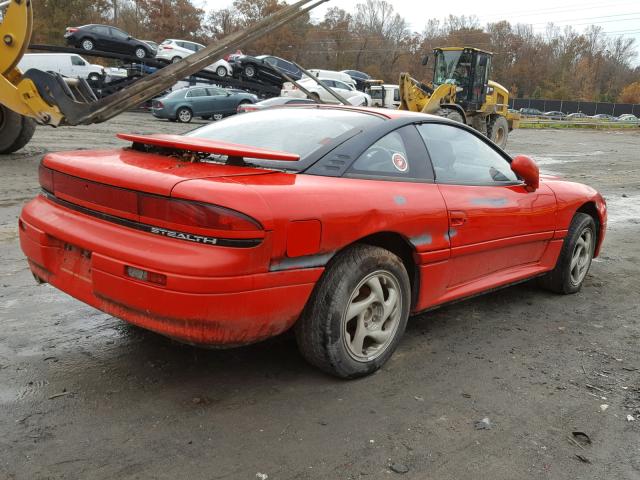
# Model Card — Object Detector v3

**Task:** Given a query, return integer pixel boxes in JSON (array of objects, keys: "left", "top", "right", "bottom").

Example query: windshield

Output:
[
  {"left": 186, "top": 108, "right": 384, "bottom": 171},
  {"left": 368, "top": 88, "right": 383, "bottom": 99},
  {"left": 434, "top": 50, "right": 472, "bottom": 85}
]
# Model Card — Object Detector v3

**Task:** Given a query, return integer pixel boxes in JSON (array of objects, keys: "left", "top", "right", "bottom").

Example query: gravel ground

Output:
[{"left": 1, "top": 113, "right": 639, "bottom": 480}]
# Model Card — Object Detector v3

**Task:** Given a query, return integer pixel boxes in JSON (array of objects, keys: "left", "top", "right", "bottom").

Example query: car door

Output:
[
  {"left": 90, "top": 26, "right": 111, "bottom": 50},
  {"left": 108, "top": 27, "right": 130, "bottom": 53},
  {"left": 69, "top": 55, "right": 88, "bottom": 79},
  {"left": 207, "top": 87, "right": 234, "bottom": 115},
  {"left": 416, "top": 122, "right": 557, "bottom": 288},
  {"left": 318, "top": 80, "right": 337, "bottom": 102},
  {"left": 185, "top": 88, "right": 209, "bottom": 115}
]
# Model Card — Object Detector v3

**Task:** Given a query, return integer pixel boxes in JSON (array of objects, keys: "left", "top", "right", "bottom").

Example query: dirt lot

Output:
[{"left": 1, "top": 114, "right": 639, "bottom": 480}]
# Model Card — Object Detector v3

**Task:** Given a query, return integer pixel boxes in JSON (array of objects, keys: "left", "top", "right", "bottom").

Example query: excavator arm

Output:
[
  {"left": 0, "top": 0, "right": 325, "bottom": 135},
  {"left": 397, "top": 72, "right": 459, "bottom": 115}
]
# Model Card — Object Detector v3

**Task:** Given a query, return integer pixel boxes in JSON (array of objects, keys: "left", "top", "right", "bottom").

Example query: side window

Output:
[
  {"left": 263, "top": 57, "right": 277, "bottom": 66},
  {"left": 278, "top": 59, "right": 293, "bottom": 71},
  {"left": 110, "top": 28, "right": 129, "bottom": 40},
  {"left": 393, "top": 88, "right": 400, "bottom": 102},
  {"left": 321, "top": 80, "right": 335, "bottom": 88},
  {"left": 207, "top": 87, "right": 226, "bottom": 96},
  {"left": 71, "top": 56, "right": 86, "bottom": 66},
  {"left": 186, "top": 88, "right": 207, "bottom": 98},
  {"left": 417, "top": 123, "right": 517, "bottom": 185},
  {"left": 347, "top": 127, "right": 431, "bottom": 181},
  {"left": 94, "top": 26, "right": 110, "bottom": 36},
  {"left": 334, "top": 81, "right": 351, "bottom": 90}
]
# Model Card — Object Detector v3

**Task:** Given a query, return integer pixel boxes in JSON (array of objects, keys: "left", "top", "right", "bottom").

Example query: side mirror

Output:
[
  {"left": 127, "top": 36, "right": 132, "bottom": 40},
  {"left": 511, "top": 155, "right": 539, "bottom": 192},
  {"left": 421, "top": 55, "right": 429, "bottom": 66}
]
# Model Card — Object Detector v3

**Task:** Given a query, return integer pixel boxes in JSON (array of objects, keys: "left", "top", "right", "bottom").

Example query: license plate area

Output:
[{"left": 59, "top": 242, "right": 92, "bottom": 281}]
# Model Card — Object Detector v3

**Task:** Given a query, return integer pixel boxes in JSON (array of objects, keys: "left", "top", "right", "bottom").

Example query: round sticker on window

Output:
[{"left": 392, "top": 153, "right": 408, "bottom": 172}]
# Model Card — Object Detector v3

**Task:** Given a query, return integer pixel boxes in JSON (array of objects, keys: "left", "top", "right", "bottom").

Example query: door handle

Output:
[{"left": 449, "top": 210, "right": 467, "bottom": 227}]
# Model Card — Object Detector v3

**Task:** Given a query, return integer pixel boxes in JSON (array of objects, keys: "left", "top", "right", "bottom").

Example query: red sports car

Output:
[{"left": 19, "top": 106, "right": 607, "bottom": 378}]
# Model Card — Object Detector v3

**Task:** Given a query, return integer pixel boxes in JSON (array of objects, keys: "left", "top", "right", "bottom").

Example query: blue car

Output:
[{"left": 151, "top": 86, "right": 258, "bottom": 123}]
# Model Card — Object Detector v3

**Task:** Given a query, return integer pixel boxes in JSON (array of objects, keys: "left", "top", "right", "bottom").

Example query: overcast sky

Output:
[{"left": 199, "top": 0, "right": 640, "bottom": 64}]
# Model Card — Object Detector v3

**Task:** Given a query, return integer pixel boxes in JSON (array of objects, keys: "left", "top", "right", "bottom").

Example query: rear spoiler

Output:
[{"left": 117, "top": 133, "right": 300, "bottom": 161}]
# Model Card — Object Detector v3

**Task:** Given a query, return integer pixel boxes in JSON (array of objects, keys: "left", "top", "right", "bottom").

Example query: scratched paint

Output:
[
  {"left": 470, "top": 197, "right": 508, "bottom": 207},
  {"left": 410, "top": 233, "right": 432, "bottom": 247},
  {"left": 270, "top": 252, "right": 334, "bottom": 272},
  {"left": 444, "top": 228, "right": 458, "bottom": 241},
  {"left": 394, "top": 195, "right": 407, "bottom": 205}
]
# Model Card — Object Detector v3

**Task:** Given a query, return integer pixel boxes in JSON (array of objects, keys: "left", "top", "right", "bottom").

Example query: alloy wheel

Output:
[
  {"left": 342, "top": 270, "right": 402, "bottom": 362},
  {"left": 569, "top": 228, "right": 593, "bottom": 285}
]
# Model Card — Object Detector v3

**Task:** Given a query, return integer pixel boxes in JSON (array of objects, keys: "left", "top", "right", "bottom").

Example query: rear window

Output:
[{"left": 186, "top": 108, "right": 384, "bottom": 171}]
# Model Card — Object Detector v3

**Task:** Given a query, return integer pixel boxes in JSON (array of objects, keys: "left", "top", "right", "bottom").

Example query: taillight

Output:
[
  {"left": 154, "top": 101, "right": 163, "bottom": 108},
  {"left": 138, "top": 194, "right": 262, "bottom": 232},
  {"left": 38, "top": 166, "right": 263, "bottom": 238},
  {"left": 39, "top": 164, "right": 54, "bottom": 192},
  {"left": 162, "top": 45, "right": 173, "bottom": 50},
  {"left": 66, "top": 27, "right": 79, "bottom": 33}
]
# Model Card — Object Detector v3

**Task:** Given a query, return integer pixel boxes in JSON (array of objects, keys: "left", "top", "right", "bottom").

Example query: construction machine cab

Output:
[{"left": 432, "top": 47, "right": 491, "bottom": 111}]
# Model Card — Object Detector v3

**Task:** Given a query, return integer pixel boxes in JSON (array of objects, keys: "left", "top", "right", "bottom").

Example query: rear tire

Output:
[
  {"left": 81, "top": 38, "right": 94, "bottom": 51},
  {"left": 88, "top": 72, "right": 101, "bottom": 83},
  {"left": 171, "top": 56, "right": 182, "bottom": 63},
  {"left": 488, "top": 115, "right": 509, "bottom": 149},
  {"left": 295, "top": 244, "right": 410, "bottom": 378},
  {"left": 0, "top": 106, "right": 36, "bottom": 154},
  {"left": 538, "top": 213, "right": 596, "bottom": 294},
  {"left": 309, "top": 92, "right": 320, "bottom": 102},
  {"left": 216, "top": 66, "right": 227, "bottom": 77},
  {"left": 176, "top": 107, "right": 192, "bottom": 123},
  {"left": 244, "top": 64, "right": 256, "bottom": 78}
]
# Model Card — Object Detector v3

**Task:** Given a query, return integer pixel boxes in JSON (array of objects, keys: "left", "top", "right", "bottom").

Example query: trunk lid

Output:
[{"left": 42, "top": 148, "right": 275, "bottom": 197}]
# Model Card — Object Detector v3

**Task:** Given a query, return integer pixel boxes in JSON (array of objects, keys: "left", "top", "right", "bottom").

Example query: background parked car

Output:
[
  {"left": 151, "top": 86, "right": 257, "bottom": 123},
  {"left": 341, "top": 69, "right": 371, "bottom": 91},
  {"left": 519, "top": 107, "right": 543, "bottom": 116},
  {"left": 237, "top": 96, "right": 317, "bottom": 113},
  {"left": 155, "top": 39, "right": 231, "bottom": 76},
  {"left": 307, "top": 69, "right": 357, "bottom": 89},
  {"left": 18, "top": 53, "right": 105, "bottom": 82},
  {"left": 230, "top": 55, "right": 302, "bottom": 83},
  {"left": 566, "top": 112, "right": 588, "bottom": 119},
  {"left": 281, "top": 77, "right": 372, "bottom": 106},
  {"left": 64, "top": 24, "right": 154, "bottom": 59},
  {"left": 543, "top": 111, "right": 566, "bottom": 120},
  {"left": 618, "top": 114, "right": 638, "bottom": 122},
  {"left": 591, "top": 114, "right": 618, "bottom": 121}
]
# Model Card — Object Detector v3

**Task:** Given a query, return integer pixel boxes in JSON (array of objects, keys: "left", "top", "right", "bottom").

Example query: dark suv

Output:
[
  {"left": 230, "top": 55, "right": 302, "bottom": 84},
  {"left": 64, "top": 24, "right": 156, "bottom": 59}
]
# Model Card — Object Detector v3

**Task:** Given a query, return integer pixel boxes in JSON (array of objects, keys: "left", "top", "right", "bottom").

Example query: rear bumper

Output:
[{"left": 19, "top": 196, "right": 322, "bottom": 346}]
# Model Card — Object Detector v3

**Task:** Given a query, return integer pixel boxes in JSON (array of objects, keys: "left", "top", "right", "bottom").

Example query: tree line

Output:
[{"left": 30, "top": 0, "right": 640, "bottom": 103}]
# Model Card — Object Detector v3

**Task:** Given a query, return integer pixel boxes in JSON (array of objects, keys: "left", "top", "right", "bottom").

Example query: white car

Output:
[
  {"left": 156, "top": 39, "right": 231, "bottom": 77},
  {"left": 18, "top": 53, "right": 104, "bottom": 82},
  {"left": 281, "top": 77, "right": 372, "bottom": 106}
]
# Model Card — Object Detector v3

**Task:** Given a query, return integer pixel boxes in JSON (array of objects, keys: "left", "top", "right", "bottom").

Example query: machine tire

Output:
[
  {"left": 436, "top": 108, "right": 464, "bottom": 123},
  {"left": 216, "top": 66, "right": 227, "bottom": 77},
  {"left": 488, "top": 115, "right": 509, "bottom": 149},
  {"left": 295, "top": 244, "right": 410, "bottom": 378},
  {"left": 538, "top": 213, "right": 596, "bottom": 294},
  {"left": 176, "top": 107, "right": 193, "bottom": 123},
  {"left": 0, "top": 106, "right": 36, "bottom": 154},
  {"left": 81, "top": 38, "right": 94, "bottom": 51}
]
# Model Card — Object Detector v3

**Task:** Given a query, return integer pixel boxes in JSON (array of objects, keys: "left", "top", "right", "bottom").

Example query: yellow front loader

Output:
[
  {"left": 0, "top": 0, "right": 325, "bottom": 154},
  {"left": 398, "top": 47, "right": 519, "bottom": 148}
]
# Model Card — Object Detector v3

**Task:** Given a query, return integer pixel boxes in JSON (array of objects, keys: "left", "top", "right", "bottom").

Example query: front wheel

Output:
[
  {"left": 176, "top": 107, "right": 193, "bottom": 123},
  {"left": 0, "top": 106, "right": 36, "bottom": 154},
  {"left": 134, "top": 47, "right": 147, "bottom": 59},
  {"left": 88, "top": 72, "right": 102, "bottom": 83},
  {"left": 539, "top": 213, "right": 596, "bottom": 294},
  {"left": 295, "top": 244, "right": 411, "bottom": 378},
  {"left": 216, "top": 66, "right": 227, "bottom": 77}
]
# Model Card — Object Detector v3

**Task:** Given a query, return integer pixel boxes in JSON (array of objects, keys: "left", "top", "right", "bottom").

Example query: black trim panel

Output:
[{"left": 41, "top": 190, "right": 262, "bottom": 248}]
